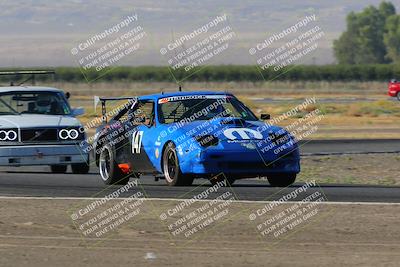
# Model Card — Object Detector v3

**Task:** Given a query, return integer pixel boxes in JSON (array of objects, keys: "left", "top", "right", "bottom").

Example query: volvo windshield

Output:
[{"left": 0, "top": 91, "right": 71, "bottom": 115}]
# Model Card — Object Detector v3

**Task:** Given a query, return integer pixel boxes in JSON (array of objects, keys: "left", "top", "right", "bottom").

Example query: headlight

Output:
[
  {"left": 59, "top": 129, "right": 80, "bottom": 140},
  {"left": 194, "top": 134, "right": 219, "bottom": 147},
  {"left": 0, "top": 130, "right": 18, "bottom": 141}
]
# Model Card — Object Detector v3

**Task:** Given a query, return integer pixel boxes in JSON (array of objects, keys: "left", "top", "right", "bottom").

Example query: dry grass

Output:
[
  {"left": 46, "top": 81, "right": 388, "bottom": 98},
  {"left": 47, "top": 81, "right": 399, "bottom": 139},
  {"left": 299, "top": 154, "right": 400, "bottom": 186}
]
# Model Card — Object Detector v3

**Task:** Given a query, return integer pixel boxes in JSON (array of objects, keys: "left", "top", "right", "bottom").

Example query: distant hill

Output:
[{"left": 0, "top": 0, "right": 398, "bottom": 67}]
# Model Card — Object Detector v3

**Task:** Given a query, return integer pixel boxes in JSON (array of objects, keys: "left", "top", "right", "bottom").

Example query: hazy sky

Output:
[{"left": 0, "top": 0, "right": 399, "bottom": 67}]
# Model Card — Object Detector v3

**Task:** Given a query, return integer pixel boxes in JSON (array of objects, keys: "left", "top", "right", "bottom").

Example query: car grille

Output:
[{"left": 21, "top": 128, "right": 59, "bottom": 142}]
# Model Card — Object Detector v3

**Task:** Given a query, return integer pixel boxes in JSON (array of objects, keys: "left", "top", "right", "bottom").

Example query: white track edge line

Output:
[{"left": 0, "top": 196, "right": 399, "bottom": 205}]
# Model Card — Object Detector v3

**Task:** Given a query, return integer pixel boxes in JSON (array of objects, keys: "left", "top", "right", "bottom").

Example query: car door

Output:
[{"left": 125, "top": 100, "right": 158, "bottom": 173}]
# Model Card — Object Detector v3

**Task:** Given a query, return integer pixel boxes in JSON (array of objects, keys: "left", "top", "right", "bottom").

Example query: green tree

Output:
[
  {"left": 334, "top": 1, "right": 396, "bottom": 64},
  {"left": 355, "top": 6, "right": 387, "bottom": 64},
  {"left": 379, "top": 1, "right": 396, "bottom": 17},
  {"left": 384, "top": 15, "right": 400, "bottom": 62},
  {"left": 333, "top": 13, "right": 358, "bottom": 64}
]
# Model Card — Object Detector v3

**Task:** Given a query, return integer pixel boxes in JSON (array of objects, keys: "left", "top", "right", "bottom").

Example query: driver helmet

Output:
[{"left": 36, "top": 94, "right": 52, "bottom": 113}]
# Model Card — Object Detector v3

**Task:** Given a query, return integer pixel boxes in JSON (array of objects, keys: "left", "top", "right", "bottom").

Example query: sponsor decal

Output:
[
  {"left": 223, "top": 128, "right": 263, "bottom": 140},
  {"left": 158, "top": 98, "right": 169, "bottom": 104},
  {"left": 158, "top": 95, "right": 227, "bottom": 104},
  {"left": 241, "top": 142, "right": 257, "bottom": 149}
]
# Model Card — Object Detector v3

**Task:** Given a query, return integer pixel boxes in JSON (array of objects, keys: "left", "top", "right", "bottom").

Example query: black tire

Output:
[
  {"left": 99, "top": 144, "right": 129, "bottom": 185},
  {"left": 50, "top": 165, "right": 67, "bottom": 173},
  {"left": 162, "top": 143, "right": 194, "bottom": 186},
  {"left": 267, "top": 173, "right": 296, "bottom": 187},
  {"left": 71, "top": 162, "right": 90, "bottom": 174}
]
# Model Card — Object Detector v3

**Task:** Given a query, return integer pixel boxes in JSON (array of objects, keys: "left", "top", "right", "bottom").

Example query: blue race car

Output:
[{"left": 93, "top": 91, "right": 300, "bottom": 187}]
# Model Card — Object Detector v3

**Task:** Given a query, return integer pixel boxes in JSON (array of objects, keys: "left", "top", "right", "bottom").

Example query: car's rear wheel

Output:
[
  {"left": 163, "top": 143, "right": 193, "bottom": 186},
  {"left": 50, "top": 165, "right": 67, "bottom": 173},
  {"left": 99, "top": 144, "right": 128, "bottom": 185},
  {"left": 267, "top": 173, "right": 296, "bottom": 187}
]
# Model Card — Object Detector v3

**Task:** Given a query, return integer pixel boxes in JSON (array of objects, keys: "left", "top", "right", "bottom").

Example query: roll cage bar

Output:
[
  {"left": 0, "top": 70, "right": 55, "bottom": 86},
  {"left": 94, "top": 96, "right": 137, "bottom": 123}
]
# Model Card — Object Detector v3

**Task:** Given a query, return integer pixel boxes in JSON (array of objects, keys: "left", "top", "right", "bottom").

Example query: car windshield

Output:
[
  {"left": 158, "top": 95, "right": 258, "bottom": 124},
  {"left": 0, "top": 91, "right": 71, "bottom": 115}
]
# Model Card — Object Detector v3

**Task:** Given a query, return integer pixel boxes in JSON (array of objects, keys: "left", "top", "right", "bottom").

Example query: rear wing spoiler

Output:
[
  {"left": 94, "top": 96, "right": 137, "bottom": 123},
  {"left": 0, "top": 70, "right": 55, "bottom": 86}
]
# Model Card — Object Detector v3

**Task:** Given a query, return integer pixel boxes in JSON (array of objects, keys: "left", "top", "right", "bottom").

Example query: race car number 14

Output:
[{"left": 132, "top": 131, "right": 144, "bottom": 154}]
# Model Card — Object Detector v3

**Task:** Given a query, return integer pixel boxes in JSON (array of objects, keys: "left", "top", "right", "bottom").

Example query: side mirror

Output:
[
  {"left": 260, "top": 114, "right": 271, "bottom": 120},
  {"left": 71, "top": 107, "right": 85, "bottom": 117},
  {"left": 65, "top": 92, "right": 71, "bottom": 99}
]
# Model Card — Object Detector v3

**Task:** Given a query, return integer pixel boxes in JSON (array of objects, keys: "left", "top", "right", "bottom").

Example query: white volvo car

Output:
[{"left": 0, "top": 86, "right": 89, "bottom": 173}]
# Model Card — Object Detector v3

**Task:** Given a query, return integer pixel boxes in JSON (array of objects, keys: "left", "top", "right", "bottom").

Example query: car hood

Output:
[
  {"left": 168, "top": 118, "right": 285, "bottom": 141},
  {"left": 0, "top": 114, "right": 82, "bottom": 129}
]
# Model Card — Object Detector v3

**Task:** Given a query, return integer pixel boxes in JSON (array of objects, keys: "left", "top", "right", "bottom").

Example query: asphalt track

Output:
[{"left": 0, "top": 139, "right": 399, "bottom": 202}]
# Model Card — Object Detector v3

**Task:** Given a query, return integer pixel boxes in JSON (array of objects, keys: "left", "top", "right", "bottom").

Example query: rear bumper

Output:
[
  {"left": 180, "top": 148, "right": 300, "bottom": 178},
  {"left": 0, "top": 144, "right": 89, "bottom": 166}
]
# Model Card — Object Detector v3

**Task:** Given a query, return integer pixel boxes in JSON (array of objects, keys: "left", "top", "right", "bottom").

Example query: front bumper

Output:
[
  {"left": 179, "top": 147, "right": 300, "bottom": 178},
  {"left": 388, "top": 90, "right": 399, "bottom": 97},
  {"left": 0, "top": 144, "right": 89, "bottom": 166}
]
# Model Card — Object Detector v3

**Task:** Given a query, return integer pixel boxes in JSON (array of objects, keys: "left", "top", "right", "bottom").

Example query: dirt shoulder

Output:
[
  {"left": 1, "top": 199, "right": 400, "bottom": 267},
  {"left": 299, "top": 153, "right": 400, "bottom": 186}
]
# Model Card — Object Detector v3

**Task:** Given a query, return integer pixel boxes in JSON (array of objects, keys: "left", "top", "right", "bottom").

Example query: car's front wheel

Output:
[
  {"left": 267, "top": 173, "right": 296, "bottom": 187},
  {"left": 99, "top": 144, "right": 128, "bottom": 185},
  {"left": 163, "top": 143, "right": 194, "bottom": 186},
  {"left": 50, "top": 165, "right": 67, "bottom": 173}
]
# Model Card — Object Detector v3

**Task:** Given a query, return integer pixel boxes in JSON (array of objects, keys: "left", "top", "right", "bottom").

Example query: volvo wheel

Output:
[
  {"left": 71, "top": 161, "right": 90, "bottom": 174},
  {"left": 50, "top": 165, "right": 67, "bottom": 173}
]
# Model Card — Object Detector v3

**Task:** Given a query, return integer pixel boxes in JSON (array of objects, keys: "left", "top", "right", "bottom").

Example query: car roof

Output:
[
  {"left": 138, "top": 91, "right": 233, "bottom": 101},
  {"left": 0, "top": 86, "right": 64, "bottom": 93}
]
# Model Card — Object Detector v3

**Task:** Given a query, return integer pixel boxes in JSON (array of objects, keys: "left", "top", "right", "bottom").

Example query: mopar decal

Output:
[
  {"left": 132, "top": 131, "right": 144, "bottom": 154},
  {"left": 223, "top": 128, "right": 263, "bottom": 140}
]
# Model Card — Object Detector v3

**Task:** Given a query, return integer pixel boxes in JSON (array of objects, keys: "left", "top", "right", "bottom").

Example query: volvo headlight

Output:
[
  {"left": 0, "top": 130, "right": 17, "bottom": 141},
  {"left": 59, "top": 129, "right": 80, "bottom": 140}
]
